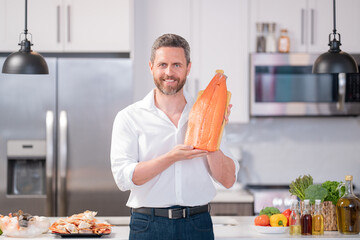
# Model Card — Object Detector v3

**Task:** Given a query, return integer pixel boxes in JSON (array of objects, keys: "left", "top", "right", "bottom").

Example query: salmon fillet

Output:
[{"left": 184, "top": 70, "right": 231, "bottom": 151}]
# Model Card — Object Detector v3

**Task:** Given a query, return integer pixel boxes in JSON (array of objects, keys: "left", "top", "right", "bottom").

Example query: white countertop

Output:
[
  {"left": 211, "top": 182, "right": 254, "bottom": 203},
  {"left": 1, "top": 216, "right": 359, "bottom": 240}
]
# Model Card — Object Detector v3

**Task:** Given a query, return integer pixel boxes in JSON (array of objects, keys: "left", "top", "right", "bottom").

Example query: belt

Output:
[{"left": 131, "top": 204, "right": 210, "bottom": 219}]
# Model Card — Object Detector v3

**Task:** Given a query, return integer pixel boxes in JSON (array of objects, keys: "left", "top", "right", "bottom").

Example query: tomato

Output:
[
  {"left": 254, "top": 214, "right": 270, "bottom": 226},
  {"left": 282, "top": 209, "right": 291, "bottom": 226}
]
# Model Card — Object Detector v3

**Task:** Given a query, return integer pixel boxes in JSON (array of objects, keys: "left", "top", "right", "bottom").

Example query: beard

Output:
[{"left": 154, "top": 74, "right": 186, "bottom": 95}]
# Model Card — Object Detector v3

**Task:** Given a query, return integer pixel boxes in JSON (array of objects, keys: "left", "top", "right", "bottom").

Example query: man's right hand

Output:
[
  {"left": 132, "top": 145, "right": 208, "bottom": 186},
  {"left": 167, "top": 144, "right": 208, "bottom": 162}
]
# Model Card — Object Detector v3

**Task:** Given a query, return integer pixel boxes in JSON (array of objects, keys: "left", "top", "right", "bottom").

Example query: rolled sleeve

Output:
[{"left": 110, "top": 110, "right": 140, "bottom": 191}]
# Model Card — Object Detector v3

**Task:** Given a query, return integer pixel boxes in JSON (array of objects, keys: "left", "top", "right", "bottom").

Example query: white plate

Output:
[{"left": 253, "top": 226, "right": 289, "bottom": 234}]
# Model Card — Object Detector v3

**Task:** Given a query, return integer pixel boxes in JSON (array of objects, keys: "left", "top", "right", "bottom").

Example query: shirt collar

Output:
[{"left": 138, "top": 88, "right": 195, "bottom": 113}]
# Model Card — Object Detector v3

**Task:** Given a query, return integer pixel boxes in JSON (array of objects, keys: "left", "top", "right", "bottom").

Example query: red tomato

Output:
[
  {"left": 282, "top": 209, "right": 291, "bottom": 226},
  {"left": 254, "top": 214, "right": 270, "bottom": 226}
]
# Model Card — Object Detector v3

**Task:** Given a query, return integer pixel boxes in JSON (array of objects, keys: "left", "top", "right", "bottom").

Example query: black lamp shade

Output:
[
  {"left": 312, "top": 51, "right": 359, "bottom": 74},
  {"left": 2, "top": 50, "right": 49, "bottom": 74}
]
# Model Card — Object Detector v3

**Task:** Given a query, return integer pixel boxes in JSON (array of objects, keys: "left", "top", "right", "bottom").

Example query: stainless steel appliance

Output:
[
  {"left": 250, "top": 53, "right": 360, "bottom": 116},
  {"left": 0, "top": 57, "right": 132, "bottom": 216}
]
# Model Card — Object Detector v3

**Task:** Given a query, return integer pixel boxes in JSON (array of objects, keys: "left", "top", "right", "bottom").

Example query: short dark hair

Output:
[{"left": 150, "top": 34, "right": 190, "bottom": 65}]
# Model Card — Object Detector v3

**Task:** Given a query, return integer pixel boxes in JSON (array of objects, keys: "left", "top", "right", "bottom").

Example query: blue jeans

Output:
[{"left": 129, "top": 209, "right": 214, "bottom": 240}]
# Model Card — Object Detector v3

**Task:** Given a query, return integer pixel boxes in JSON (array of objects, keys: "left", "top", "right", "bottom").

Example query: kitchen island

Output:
[{"left": 0, "top": 216, "right": 359, "bottom": 239}]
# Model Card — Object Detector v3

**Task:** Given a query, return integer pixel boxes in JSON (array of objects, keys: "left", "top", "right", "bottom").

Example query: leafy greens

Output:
[{"left": 322, "top": 181, "right": 345, "bottom": 205}]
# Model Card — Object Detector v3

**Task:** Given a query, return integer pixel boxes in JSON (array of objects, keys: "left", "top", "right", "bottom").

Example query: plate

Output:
[
  {"left": 253, "top": 226, "right": 289, "bottom": 234},
  {"left": 54, "top": 233, "right": 110, "bottom": 238}
]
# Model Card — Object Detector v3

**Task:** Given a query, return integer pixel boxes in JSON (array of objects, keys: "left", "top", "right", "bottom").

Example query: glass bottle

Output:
[
  {"left": 312, "top": 199, "right": 324, "bottom": 235},
  {"left": 265, "top": 23, "right": 277, "bottom": 53},
  {"left": 336, "top": 175, "right": 360, "bottom": 234},
  {"left": 256, "top": 23, "right": 266, "bottom": 53},
  {"left": 301, "top": 199, "right": 312, "bottom": 235},
  {"left": 278, "top": 29, "right": 290, "bottom": 53},
  {"left": 289, "top": 199, "right": 301, "bottom": 235}
]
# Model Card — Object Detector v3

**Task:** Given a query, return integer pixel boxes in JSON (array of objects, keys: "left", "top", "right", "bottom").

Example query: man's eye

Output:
[
  {"left": 175, "top": 64, "right": 180, "bottom": 67},
  {"left": 160, "top": 63, "right": 167, "bottom": 67}
]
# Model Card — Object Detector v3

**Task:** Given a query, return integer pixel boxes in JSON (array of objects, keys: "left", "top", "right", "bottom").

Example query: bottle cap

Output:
[
  {"left": 345, "top": 175, "right": 353, "bottom": 181},
  {"left": 315, "top": 199, "right": 321, "bottom": 204},
  {"left": 304, "top": 199, "right": 310, "bottom": 204},
  {"left": 216, "top": 69, "right": 224, "bottom": 74}
]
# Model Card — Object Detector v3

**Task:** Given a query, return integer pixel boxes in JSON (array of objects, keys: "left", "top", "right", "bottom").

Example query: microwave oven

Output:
[{"left": 250, "top": 53, "right": 360, "bottom": 116}]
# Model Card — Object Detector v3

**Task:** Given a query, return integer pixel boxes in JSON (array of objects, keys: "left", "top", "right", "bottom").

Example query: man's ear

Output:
[{"left": 186, "top": 62, "right": 192, "bottom": 76}]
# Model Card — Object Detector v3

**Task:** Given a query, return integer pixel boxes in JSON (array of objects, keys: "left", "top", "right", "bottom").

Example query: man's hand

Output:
[
  {"left": 224, "top": 104, "right": 232, "bottom": 124},
  {"left": 167, "top": 144, "right": 208, "bottom": 162},
  {"left": 132, "top": 144, "right": 207, "bottom": 186}
]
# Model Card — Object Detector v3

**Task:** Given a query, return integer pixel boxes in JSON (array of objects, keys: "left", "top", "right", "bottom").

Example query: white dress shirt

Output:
[{"left": 110, "top": 89, "right": 239, "bottom": 208}]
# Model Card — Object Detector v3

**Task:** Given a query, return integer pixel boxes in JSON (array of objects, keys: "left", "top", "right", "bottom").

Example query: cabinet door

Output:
[
  {"left": 308, "top": 0, "right": 336, "bottom": 53},
  {"left": 249, "top": 0, "right": 307, "bottom": 53},
  {"left": 63, "top": 0, "right": 130, "bottom": 52},
  {"left": 133, "top": 0, "right": 192, "bottom": 101},
  {"left": 0, "top": 0, "right": 25, "bottom": 52},
  {"left": 28, "top": 0, "right": 63, "bottom": 52},
  {"left": 191, "top": 0, "right": 249, "bottom": 123},
  {"left": 309, "top": 0, "right": 360, "bottom": 54},
  {"left": 334, "top": 0, "right": 360, "bottom": 53}
]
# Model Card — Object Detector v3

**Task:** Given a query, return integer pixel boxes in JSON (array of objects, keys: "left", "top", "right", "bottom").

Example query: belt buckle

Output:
[{"left": 168, "top": 208, "right": 186, "bottom": 219}]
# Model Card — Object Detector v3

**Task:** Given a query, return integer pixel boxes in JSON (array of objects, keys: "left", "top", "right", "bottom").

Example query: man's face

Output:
[{"left": 149, "top": 47, "right": 191, "bottom": 95}]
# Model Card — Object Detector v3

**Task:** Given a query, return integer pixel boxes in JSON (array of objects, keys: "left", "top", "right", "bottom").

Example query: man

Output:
[{"left": 111, "top": 33, "right": 239, "bottom": 240}]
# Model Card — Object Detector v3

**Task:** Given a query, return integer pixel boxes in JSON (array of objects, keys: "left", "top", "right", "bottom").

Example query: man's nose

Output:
[{"left": 165, "top": 66, "right": 174, "bottom": 75}]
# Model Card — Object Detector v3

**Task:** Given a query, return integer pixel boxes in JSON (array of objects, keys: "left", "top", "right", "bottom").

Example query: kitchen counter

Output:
[{"left": 1, "top": 216, "right": 359, "bottom": 239}]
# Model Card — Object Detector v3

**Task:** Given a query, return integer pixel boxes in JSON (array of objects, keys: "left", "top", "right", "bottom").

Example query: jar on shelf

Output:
[
  {"left": 256, "top": 23, "right": 266, "bottom": 53},
  {"left": 278, "top": 29, "right": 290, "bottom": 53}
]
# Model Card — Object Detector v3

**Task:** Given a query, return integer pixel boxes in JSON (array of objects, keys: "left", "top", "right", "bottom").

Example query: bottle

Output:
[
  {"left": 256, "top": 23, "right": 266, "bottom": 53},
  {"left": 301, "top": 199, "right": 312, "bottom": 235},
  {"left": 278, "top": 29, "right": 290, "bottom": 53},
  {"left": 265, "top": 23, "right": 277, "bottom": 53},
  {"left": 336, "top": 175, "right": 360, "bottom": 234},
  {"left": 289, "top": 199, "right": 301, "bottom": 235},
  {"left": 312, "top": 199, "right": 324, "bottom": 235}
]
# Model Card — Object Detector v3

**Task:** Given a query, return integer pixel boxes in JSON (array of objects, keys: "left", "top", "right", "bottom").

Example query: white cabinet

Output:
[
  {"left": 133, "top": 0, "right": 250, "bottom": 123},
  {"left": 249, "top": 0, "right": 360, "bottom": 53},
  {"left": 189, "top": 0, "right": 249, "bottom": 123},
  {"left": 0, "top": 0, "right": 131, "bottom": 52}
]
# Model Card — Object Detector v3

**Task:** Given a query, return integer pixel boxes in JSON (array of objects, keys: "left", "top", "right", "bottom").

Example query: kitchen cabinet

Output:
[
  {"left": 249, "top": 0, "right": 360, "bottom": 53},
  {"left": 0, "top": 0, "right": 130, "bottom": 53},
  {"left": 189, "top": 0, "right": 250, "bottom": 123},
  {"left": 133, "top": 0, "right": 250, "bottom": 123}
]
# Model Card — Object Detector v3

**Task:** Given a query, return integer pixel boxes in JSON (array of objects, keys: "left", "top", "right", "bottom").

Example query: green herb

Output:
[
  {"left": 259, "top": 207, "right": 280, "bottom": 217},
  {"left": 322, "top": 181, "right": 345, "bottom": 205},
  {"left": 304, "top": 184, "right": 328, "bottom": 204},
  {"left": 289, "top": 174, "right": 313, "bottom": 200}
]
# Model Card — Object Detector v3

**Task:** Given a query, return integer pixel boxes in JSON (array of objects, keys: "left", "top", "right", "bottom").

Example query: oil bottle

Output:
[
  {"left": 336, "top": 175, "right": 360, "bottom": 234},
  {"left": 312, "top": 199, "right": 324, "bottom": 235},
  {"left": 289, "top": 199, "right": 301, "bottom": 235},
  {"left": 301, "top": 199, "right": 312, "bottom": 235}
]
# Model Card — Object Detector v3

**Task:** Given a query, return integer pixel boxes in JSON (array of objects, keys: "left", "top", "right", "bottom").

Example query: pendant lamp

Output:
[
  {"left": 2, "top": 0, "right": 48, "bottom": 74},
  {"left": 312, "top": 0, "right": 358, "bottom": 74}
]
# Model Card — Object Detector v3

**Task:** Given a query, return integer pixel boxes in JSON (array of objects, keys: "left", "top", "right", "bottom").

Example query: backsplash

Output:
[{"left": 226, "top": 117, "right": 360, "bottom": 192}]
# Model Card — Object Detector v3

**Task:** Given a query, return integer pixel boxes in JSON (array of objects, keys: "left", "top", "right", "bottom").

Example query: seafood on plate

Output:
[
  {"left": 0, "top": 210, "right": 51, "bottom": 238},
  {"left": 49, "top": 210, "right": 112, "bottom": 235}
]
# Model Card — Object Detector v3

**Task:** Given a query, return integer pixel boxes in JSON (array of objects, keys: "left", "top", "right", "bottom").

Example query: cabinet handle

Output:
[
  {"left": 311, "top": 8, "right": 315, "bottom": 45},
  {"left": 301, "top": 9, "right": 305, "bottom": 45},
  {"left": 67, "top": 5, "right": 71, "bottom": 42},
  {"left": 57, "top": 5, "right": 60, "bottom": 43}
]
